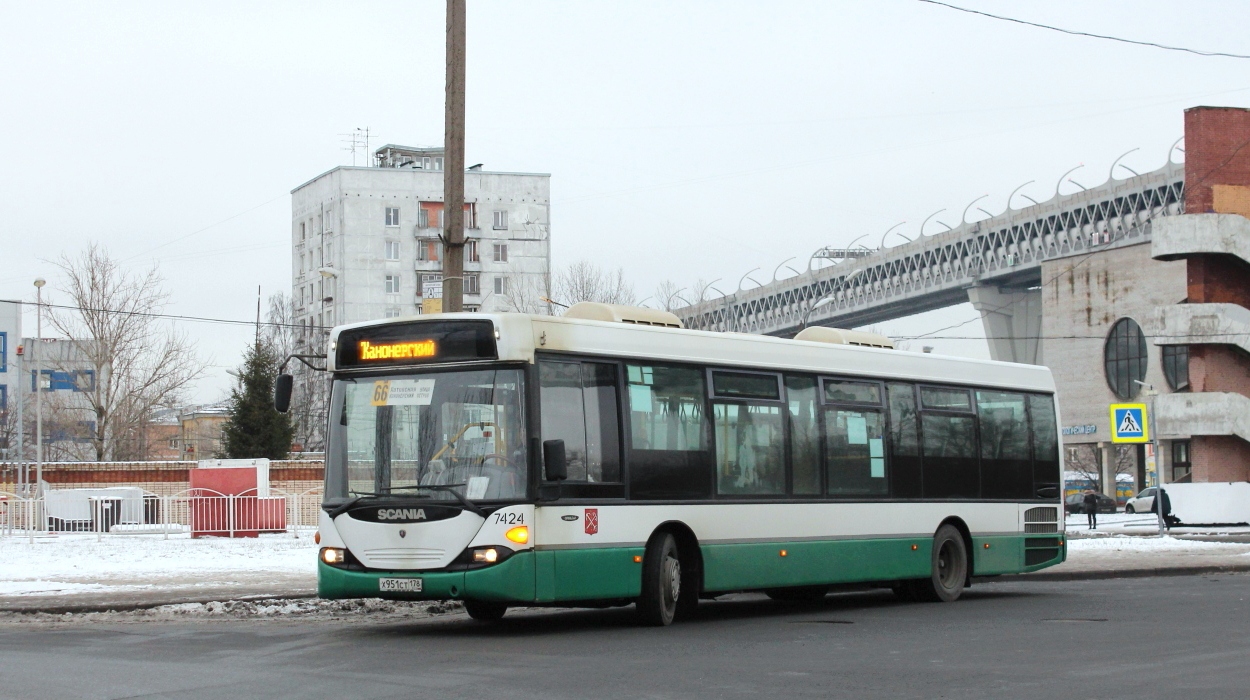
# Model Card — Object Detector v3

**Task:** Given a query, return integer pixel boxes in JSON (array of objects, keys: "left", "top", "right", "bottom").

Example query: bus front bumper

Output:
[{"left": 318, "top": 550, "right": 536, "bottom": 603}]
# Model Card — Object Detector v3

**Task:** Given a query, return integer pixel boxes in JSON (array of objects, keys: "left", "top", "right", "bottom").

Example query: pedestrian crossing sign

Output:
[{"left": 1109, "top": 403, "right": 1149, "bottom": 443}]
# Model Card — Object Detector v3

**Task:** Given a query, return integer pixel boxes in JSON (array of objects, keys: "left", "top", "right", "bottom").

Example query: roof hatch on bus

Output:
[
  {"left": 563, "top": 302, "right": 683, "bottom": 328},
  {"left": 793, "top": 326, "right": 895, "bottom": 349}
]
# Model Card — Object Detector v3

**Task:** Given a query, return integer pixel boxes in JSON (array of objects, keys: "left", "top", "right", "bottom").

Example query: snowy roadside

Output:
[
  {"left": 1064, "top": 513, "right": 1250, "bottom": 539},
  {"left": 0, "top": 533, "right": 317, "bottom": 610},
  {"left": 0, "top": 597, "right": 463, "bottom": 627}
]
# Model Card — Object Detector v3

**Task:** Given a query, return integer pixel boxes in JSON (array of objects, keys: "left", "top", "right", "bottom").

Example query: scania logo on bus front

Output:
[
  {"left": 346, "top": 505, "right": 462, "bottom": 523},
  {"left": 379, "top": 508, "right": 426, "bottom": 521}
]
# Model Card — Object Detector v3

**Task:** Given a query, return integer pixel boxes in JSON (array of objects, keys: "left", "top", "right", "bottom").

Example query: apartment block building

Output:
[{"left": 290, "top": 145, "right": 551, "bottom": 334}]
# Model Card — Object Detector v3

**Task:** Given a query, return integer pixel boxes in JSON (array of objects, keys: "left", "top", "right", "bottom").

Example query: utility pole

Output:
[
  {"left": 33, "top": 278, "right": 45, "bottom": 498},
  {"left": 441, "top": 0, "right": 466, "bottom": 313}
]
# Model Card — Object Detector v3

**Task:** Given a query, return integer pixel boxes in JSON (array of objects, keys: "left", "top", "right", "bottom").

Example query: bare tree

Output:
[
  {"left": 653, "top": 280, "right": 689, "bottom": 312},
  {"left": 496, "top": 274, "right": 553, "bottom": 316},
  {"left": 553, "top": 260, "right": 636, "bottom": 307},
  {"left": 263, "top": 293, "right": 328, "bottom": 453},
  {"left": 46, "top": 245, "right": 203, "bottom": 461}
]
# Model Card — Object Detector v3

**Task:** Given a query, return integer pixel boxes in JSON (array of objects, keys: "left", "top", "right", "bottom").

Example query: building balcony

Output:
[
  {"left": 1152, "top": 213, "right": 1250, "bottom": 264},
  {"left": 1157, "top": 391, "right": 1250, "bottom": 443},
  {"left": 1154, "top": 303, "right": 1250, "bottom": 354}
]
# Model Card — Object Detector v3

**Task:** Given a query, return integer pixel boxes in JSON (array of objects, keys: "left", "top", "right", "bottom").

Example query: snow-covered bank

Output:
[{"left": 0, "top": 533, "right": 316, "bottom": 598}]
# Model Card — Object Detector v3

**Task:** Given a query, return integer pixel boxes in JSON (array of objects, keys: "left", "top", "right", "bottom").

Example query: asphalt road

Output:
[{"left": 1, "top": 574, "right": 1247, "bottom": 700}]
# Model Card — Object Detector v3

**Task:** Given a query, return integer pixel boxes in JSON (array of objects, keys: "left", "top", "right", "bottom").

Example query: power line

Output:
[
  {"left": 918, "top": 0, "right": 1250, "bottom": 60},
  {"left": 0, "top": 297, "right": 330, "bottom": 332},
  {"left": 5, "top": 296, "right": 1242, "bottom": 343}
]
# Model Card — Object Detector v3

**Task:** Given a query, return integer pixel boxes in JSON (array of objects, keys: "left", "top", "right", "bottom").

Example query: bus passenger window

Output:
[
  {"left": 714, "top": 403, "right": 784, "bottom": 495},
  {"left": 626, "top": 364, "right": 711, "bottom": 500},
  {"left": 1029, "top": 394, "right": 1060, "bottom": 494},
  {"left": 824, "top": 409, "right": 887, "bottom": 496},
  {"left": 540, "top": 361, "right": 588, "bottom": 480},
  {"left": 977, "top": 391, "right": 1031, "bottom": 500},
  {"left": 583, "top": 362, "right": 621, "bottom": 483},
  {"left": 921, "top": 414, "right": 978, "bottom": 499},
  {"left": 786, "top": 376, "right": 821, "bottom": 495},
  {"left": 539, "top": 360, "right": 622, "bottom": 483},
  {"left": 887, "top": 383, "right": 921, "bottom": 498},
  {"left": 626, "top": 365, "right": 706, "bottom": 452}
]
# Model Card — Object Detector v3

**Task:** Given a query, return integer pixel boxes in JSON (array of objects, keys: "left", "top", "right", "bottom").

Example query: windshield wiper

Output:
[{"left": 339, "top": 484, "right": 486, "bottom": 518}]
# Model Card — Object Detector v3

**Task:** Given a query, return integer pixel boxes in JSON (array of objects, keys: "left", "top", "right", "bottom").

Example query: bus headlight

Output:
[
  {"left": 458, "top": 545, "right": 515, "bottom": 569},
  {"left": 321, "top": 547, "right": 346, "bottom": 565}
]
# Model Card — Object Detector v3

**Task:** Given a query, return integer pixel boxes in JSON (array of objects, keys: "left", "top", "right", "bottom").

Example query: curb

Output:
[
  {"left": 0, "top": 592, "right": 318, "bottom": 616},
  {"left": 996, "top": 564, "right": 1250, "bottom": 583}
]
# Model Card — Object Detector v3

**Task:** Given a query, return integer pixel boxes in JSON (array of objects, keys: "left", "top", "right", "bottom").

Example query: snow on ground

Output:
[
  {"left": 0, "top": 533, "right": 316, "bottom": 597},
  {"left": 1068, "top": 536, "right": 1250, "bottom": 554}
]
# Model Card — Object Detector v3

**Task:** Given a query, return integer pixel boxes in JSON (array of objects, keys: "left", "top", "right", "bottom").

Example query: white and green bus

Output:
[{"left": 291, "top": 302, "right": 1065, "bottom": 626}]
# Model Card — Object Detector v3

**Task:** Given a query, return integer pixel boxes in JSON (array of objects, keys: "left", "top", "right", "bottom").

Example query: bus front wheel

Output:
[
  {"left": 637, "top": 533, "right": 682, "bottom": 626},
  {"left": 917, "top": 525, "right": 968, "bottom": 603},
  {"left": 463, "top": 600, "right": 508, "bottom": 622}
]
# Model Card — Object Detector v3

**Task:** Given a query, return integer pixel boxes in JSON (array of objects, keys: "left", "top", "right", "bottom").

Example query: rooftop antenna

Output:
[
  {"left": 339, "top": 127, "right": 373, "bottom": 166},
  {"left": 359, "top": 127, "right": 373, "bottom": 164}
]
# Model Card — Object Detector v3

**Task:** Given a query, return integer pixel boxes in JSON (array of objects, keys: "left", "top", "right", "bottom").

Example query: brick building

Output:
[
  {"left": 1040, "top": 106, "right": 1250, "bottom": 494},
  {"left": 1152, "top": 106, "right": 1250, "bottom": 483}
]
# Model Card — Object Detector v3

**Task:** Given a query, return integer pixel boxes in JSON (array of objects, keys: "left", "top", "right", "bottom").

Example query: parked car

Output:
[
  {"left": 1124, "top": 488, "right": 1157, "bottom": 514},
  {"left": 1065, "top": 493, "right": 1117, "bottom": 515}
]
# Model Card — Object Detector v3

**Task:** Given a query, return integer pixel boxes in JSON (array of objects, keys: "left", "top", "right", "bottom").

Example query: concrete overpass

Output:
[{"left": 674, "top": 159, "right": 1184, "bottom": 365}]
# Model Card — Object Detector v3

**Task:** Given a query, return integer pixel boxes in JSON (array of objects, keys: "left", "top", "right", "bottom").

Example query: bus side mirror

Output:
[
  {"left": 274, "top": 374, "right": 294, "bottom": 413},
  {"left": 543, "top": 439, "right": 567, "bottom": 481}
]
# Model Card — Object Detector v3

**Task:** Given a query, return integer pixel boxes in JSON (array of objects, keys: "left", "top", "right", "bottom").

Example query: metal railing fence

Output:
[{"left": 0, "top": 488, "right": 323, "bottom": 543}]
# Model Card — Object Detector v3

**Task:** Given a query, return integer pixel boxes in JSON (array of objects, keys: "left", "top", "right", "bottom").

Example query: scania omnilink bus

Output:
[{"left": 286, "top": 302, "right": 1065, "bottom": 626}]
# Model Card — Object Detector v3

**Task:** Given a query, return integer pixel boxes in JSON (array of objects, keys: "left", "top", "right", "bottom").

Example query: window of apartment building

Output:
[
  {"left": 385, "top": 207, "right": 400, "bottom": 227},
  {"left": 385, "top": 240, "right": 401, "bottom": 261},
  {"left": 464, "top": 203, "right": 479, "bottom": 229},
  {"left": 323, "top": 207, "right": 332, "bottom": 232},
  {"left": 1162, "top": 345, "right": 1189, "bottom": 392},
  {"left": 300, "top": 222, "right": 306, "bottom": 241},
  {"left": 385, "top": 275, "right": 400, "bottom": 294},
  {"left": 493, "top": 243, "right": 508, "bottom": 263},
  {"left": 417, "top": 238, "right": 441, "bottom": 262},
  {"left": 493, "top": 210, "right": 508, "bottom": 230},
  {"left": 316, "top": 214, "right": 322, "bottom": 233},
  {"left": 464, "top": 304, "right": 480, "bottom": 313},
  {"left": 418, "top": 205, "right": 444, "bottom": 230},
  {"left": 494, "top": 276, "right": 509, "bottom": 295},
  {"left": 385, "top": 308, "right": 402, "bottom": 318},
  {"left": 466, "top": 238, "right": 479, "bottom": 262},
  {"left": 298, "top": 254, "right": 305, "bottom": 275},
  {"left": 464, "top": 273, "right": 480, "bottom": 295}
]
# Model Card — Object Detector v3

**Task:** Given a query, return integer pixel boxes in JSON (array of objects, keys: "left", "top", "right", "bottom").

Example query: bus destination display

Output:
[{"left": 337, "top": 320, "right": 497, "bottom": 369}]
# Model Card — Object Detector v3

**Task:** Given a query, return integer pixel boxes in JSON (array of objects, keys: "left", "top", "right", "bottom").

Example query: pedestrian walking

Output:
[{"left": 1083, "top": 490, "right": 1099, "bottom": 529}]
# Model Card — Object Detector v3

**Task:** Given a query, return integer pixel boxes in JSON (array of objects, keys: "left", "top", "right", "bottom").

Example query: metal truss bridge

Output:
[{"left": 674, "top": 159, "right": 1184, "bottom": 362}]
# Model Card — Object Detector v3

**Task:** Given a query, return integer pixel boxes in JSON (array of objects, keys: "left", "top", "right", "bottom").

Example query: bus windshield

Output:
[{"left": 325, "top": 368, "right": 527, "bottom": 503}]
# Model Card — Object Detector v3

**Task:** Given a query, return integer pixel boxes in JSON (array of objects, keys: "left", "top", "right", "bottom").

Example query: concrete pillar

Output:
[
  {"left": 1098, "top": 441, "right": 1116, "bottom": 498},
  {"left": 966, "top": 284, "right": 1043, "bottom": 365}
]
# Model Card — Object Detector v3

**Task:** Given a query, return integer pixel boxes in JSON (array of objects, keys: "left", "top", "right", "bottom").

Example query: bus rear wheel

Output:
[
  {"left": 637, "top": 533, "right": 682, "bottom": 626},
  {"left": 463, "top": 600, "right": 508, "bottom": 622},
  {"left": 916, "top": 525, "right": 968, "bottom": 603}
]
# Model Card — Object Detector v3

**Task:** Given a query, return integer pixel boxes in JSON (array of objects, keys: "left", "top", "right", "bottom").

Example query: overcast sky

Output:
[{"left": 3, "top": 0, "right": 1249, "bottom": 403}]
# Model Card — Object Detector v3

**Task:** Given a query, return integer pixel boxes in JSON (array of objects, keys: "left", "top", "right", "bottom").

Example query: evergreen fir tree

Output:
[{"left": 220, "top": 342, "right": 295, "bottom": 459}]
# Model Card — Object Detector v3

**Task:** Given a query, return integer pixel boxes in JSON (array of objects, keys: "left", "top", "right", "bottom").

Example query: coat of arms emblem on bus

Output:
[{"left": 584, "top": 508, "right": 599, "bottom": 535}]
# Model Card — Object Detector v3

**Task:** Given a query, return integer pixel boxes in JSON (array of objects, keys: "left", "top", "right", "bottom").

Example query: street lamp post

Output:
[
  {"left": 33, "top": 278, "right": 45, "bottom": 498},
  {"left": 1135, "top": 380, "right": 1167, "bottom": 537}
]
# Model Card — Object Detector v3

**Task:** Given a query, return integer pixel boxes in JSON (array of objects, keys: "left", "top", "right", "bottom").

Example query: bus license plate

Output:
[{"left": 379, "top": 578, "right": 423, "bottom": 593}]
